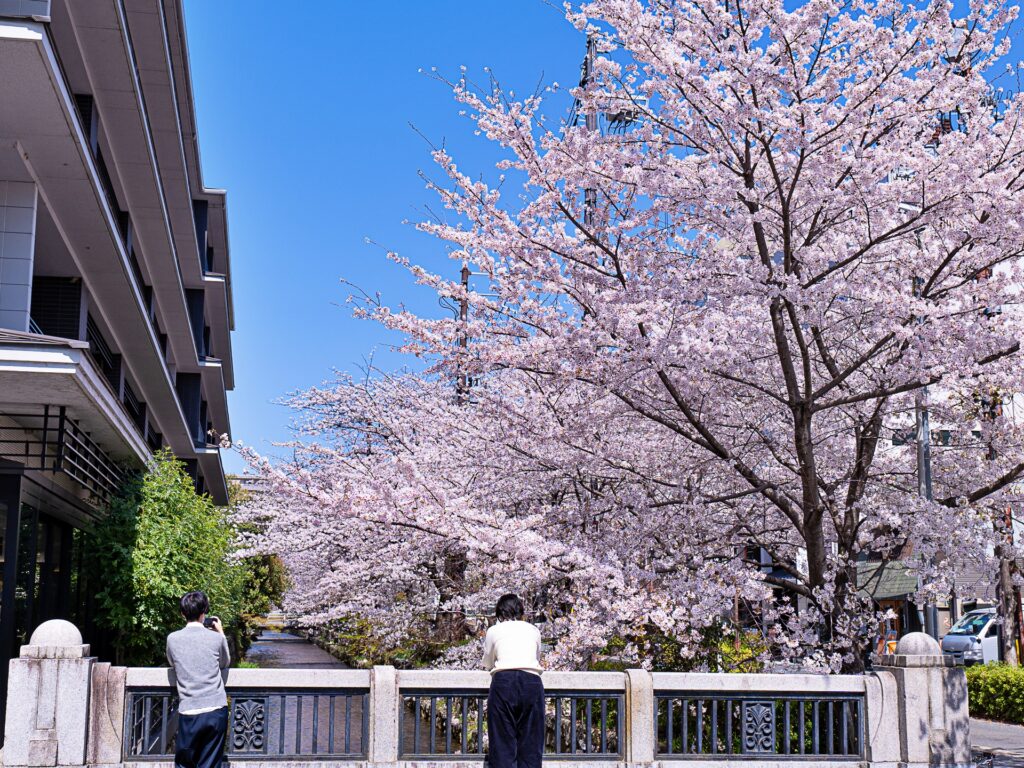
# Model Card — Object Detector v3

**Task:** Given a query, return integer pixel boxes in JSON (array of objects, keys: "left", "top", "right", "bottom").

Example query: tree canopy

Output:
[{"left": 240, "top": 0, "right": 1024, "bottom": 671}]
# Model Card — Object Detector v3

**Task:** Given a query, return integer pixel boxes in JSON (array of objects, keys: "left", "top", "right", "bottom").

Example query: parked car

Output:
[{"left": 941, "top": 608, "right": 999, "bottom": 665}]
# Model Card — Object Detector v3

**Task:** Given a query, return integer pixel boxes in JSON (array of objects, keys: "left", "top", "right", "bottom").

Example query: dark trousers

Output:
[
  {"left": 175, "top": 706, "right": 228, "bottom": 768},
  {"left": 487, "top": 670, "right": 544, "bottom": 768}
]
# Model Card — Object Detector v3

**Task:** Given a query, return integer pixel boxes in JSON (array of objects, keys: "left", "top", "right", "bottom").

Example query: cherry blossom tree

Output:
[
  {"left": 385, "top": 0, "right": 1024, "bottom": 663},
  {"left": 236, "top": 371, "right": 776, "bottom": 668},
  {"left": 243, "top": 0, "right": 1024, "bottom": 670}
]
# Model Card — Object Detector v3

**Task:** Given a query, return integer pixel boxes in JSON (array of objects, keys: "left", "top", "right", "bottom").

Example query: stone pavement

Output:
[
  {"left": 245, "top": 629, "right": 348, "bottom": 668},
  {"left": 972, "top": 717, "right": 1024, "bottom": 767}
]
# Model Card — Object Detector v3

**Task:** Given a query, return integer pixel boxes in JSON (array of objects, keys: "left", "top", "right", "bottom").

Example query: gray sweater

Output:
[{"left": 166, "top": 624, "right": 230, "bottom": 712}]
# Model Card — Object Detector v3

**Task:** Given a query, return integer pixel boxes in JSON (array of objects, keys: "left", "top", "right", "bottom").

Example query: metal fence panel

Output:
[
  {"left": 399, "top": 690, "right": 623, "bottom": 760},
  {"left": 124, "top": 689, "right": 368, "bottom": 761},
  {"left": 655, "top": 693, "right": 864, "bottom": 760}
]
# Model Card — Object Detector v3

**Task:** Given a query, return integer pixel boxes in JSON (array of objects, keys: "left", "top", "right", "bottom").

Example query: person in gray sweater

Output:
[{"left": 167, "top": 591, "right": 230, "bottom": 768}]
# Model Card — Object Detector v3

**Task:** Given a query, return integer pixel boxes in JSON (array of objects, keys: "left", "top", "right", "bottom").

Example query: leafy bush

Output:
[
  {"left": 85, "top": 451, "right": 248, "bottom": 665},
  {"left": 239, "top": 554, "right": 289, "bottom": 617},
  {"left": 966, "top": 663, "right": 1024, "bottom": 724},
  {"left": 228, "top": 482, "right": 289, "bottom": 619},
  {"left": 593, "top": 624, "right": 766, "bottom": 672}
]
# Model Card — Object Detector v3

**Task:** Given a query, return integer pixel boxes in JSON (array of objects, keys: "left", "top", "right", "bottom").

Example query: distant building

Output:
[{"left": 0, "top": 0, "right": 234, "bottom": 734}]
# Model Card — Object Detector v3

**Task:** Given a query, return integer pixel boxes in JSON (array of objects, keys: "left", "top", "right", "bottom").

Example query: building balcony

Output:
[
  {"left": 0, "top": 329, "right": 149, "bottom": 500},
  {"left": 0, "top": 404, "right": 126, "bottom": 507}
]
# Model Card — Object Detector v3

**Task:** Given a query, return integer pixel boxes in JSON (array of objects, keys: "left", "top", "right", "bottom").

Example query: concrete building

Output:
[{"left": 0, "top": 0, "right": 234, "bottom": 735}]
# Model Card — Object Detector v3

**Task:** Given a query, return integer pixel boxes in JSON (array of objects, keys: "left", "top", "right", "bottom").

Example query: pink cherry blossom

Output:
[{"left": 240, "top": 0, "right": 1024, "bottom": 671}]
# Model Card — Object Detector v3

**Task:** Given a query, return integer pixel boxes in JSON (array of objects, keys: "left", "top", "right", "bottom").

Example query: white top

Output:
[
  {"left": 482, "top": 620, "right": 543, "bottom": 675},
  {"left": 180, "top": 705, "right": 222, "bottom": 716}
]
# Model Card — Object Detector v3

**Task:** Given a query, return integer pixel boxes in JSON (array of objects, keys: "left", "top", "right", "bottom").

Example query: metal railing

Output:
[
  {"left": 118, "top": 669, "right": 881, "bottom": 765},
  {"left": 399, "top": 690, "right": 622, "bottom": 760},
  {"left": 656, "top": 694, "right": 863, "bottom": 759},
  {"left": 125, "top": 689, "right": 368, "bottom": 761},
  {"left": 0, "top": 406, "right": 125, "bottom": 503},
  {"left": 651, "top": 673, "right": 867, "bottom": 762}
]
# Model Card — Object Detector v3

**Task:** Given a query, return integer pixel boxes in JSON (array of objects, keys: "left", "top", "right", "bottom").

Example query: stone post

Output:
[
  {"left": 863, "top": 666, "right": 902, "bottom": 766},
  {"left": 3, "top": 620, "right": 93, "bottom": 768},
  {"left": 85, "top": 663, "right": 127, "bottom": 767},
  {"left": 368, "top": 665, "right": 399, "bottom": 766},
  {"left": 877, "top": 631, "right": 972, "bottom": 768},
  {"left": 624, "top": 668, "right": 654, "bottom": 765}
]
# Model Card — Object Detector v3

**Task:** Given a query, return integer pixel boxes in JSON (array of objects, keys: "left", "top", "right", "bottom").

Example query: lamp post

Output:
[{"left": 915, "top": 385, "right": 940, "bottom": 639}]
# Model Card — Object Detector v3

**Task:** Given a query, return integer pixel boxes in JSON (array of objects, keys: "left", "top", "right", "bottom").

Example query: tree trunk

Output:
[
  {"left": 434, "top": 549, "right": 469, "bottom": 644},
  {"left": 995, "top": 509, "right": 1020, "bottom": 665},
  {"left": 834, "top": 561, "right": 867, "bottom": 673}
]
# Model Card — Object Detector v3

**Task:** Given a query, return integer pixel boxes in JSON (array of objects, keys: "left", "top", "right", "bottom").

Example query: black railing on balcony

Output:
[
  {"left": 123, "top": 381, "right": 145, "bottom": 431},
  {"left": 145, "top": 422, "right": 162, "bottom": 453},
  {"left": 0, "top": 406, "right": 126, "bottom": 504},
  {"left": 86, "top": 314, "right": 120, "bottom": 393}
]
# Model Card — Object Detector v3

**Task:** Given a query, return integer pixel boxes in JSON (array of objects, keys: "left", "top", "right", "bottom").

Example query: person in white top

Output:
[{"left": 482, "top": 594, "right": 544, "bottom": 768}]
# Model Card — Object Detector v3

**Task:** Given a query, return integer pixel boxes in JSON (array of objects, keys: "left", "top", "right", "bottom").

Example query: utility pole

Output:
[
  {"left": 915, "top": 385, "right": 940, "bottom": 639},
  {"left": 582, "top": 35, "right": 598, "bottom": 229},
  {"left": 456, "top": 263, "right": 470, "bottom": 404},
  {"left": 987, "top": 392, "right": 1021, "bottom": 664},
  {"left": 910, "top": 268, "right": 941, "bottom": 640}
]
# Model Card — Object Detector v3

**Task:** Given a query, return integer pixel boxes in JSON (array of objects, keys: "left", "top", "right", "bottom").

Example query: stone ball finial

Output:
[
  {"left": 895, "top": 631, "right": 941, "bottom": 655},
  {"left": 29, "top": 619, "right": 83, "bottom": 647}
]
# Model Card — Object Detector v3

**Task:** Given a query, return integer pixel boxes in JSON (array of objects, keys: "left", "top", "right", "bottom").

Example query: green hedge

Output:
[{"left": 965, "top": 663, "right": 1024, "bottom": 724}]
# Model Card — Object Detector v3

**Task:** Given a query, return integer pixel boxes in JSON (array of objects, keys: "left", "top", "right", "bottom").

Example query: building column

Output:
[
  {"left": 0, "top": 180, "right": 37, "bottom": 332},
  {"left": 0, "top": 471, "right": 24, "bottom": 743}
]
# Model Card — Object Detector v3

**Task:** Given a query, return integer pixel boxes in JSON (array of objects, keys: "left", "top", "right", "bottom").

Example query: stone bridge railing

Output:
[{"left": 4, "top": 621, "right": 972, "bottom": 768}]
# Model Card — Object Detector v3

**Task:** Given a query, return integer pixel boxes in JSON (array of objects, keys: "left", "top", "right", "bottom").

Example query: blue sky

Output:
[
  {"left": 183, "top": 2, "right": 583, "bottom": 472},
  {"left": 184, "top": 2, "right": 1023, "bottom": 474}
]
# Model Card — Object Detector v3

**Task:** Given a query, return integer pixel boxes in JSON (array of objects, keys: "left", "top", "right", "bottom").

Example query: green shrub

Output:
[
  {"left": 592, "top": 624, "right": 765, "bottom": 672},
  {"left": 85, "top": 450, "right": 248, "bottom": 666},
  {"left": 965, "top": 663, "right": 1024, "bottom": 724}
]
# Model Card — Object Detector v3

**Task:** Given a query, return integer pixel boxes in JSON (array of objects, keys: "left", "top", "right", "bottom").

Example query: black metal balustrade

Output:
[
  {"left": 656, "top": 694, "right": 864, "bottom": 760},
  {"left": 123, "top": 684, "right": 864, "bottom": 763},
  {"left": 399, "top": 691, "right": 622, "bottom": 760},
  {"left": 0, "top": 406, "right": 125, "bottom": 504},
  {"left": 125, "top": 690, "right": 368, "bottom": 760}
]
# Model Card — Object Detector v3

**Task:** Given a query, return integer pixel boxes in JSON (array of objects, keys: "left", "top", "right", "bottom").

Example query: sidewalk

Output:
[{"left": 972, "top": 718, "right": 1024, "bottom": 767}]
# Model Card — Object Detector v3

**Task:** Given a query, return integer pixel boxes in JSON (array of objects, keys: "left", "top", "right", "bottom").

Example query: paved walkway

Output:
[
  {"left": 245, "top": 630, "right": 348, "bottom": 669},
  {"left": 972, "top": 718, "right": 1024, "bottom": 767}
]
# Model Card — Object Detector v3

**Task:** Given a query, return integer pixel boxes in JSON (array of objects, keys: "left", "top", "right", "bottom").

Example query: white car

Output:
[{"left": 940, "top": 608, "right": 999, "bottom": 665}]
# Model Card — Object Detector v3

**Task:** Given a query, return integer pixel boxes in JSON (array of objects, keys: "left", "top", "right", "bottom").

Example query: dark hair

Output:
[
  {"left": 495, "top": 593, "right": 524, "bottom": 622},
  {"left": 180, "top": 591, "right": 210, "bottom": 622}
]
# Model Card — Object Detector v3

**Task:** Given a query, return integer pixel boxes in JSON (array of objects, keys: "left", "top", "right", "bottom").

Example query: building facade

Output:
[{"left": 0, "top": 0, "right": 234, "bottom": 734}]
